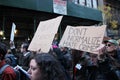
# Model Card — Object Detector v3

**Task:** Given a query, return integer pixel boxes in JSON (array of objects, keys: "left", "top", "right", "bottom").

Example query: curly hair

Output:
[{"left": 34, "top": 53, "right": 66, "bottom": 80}]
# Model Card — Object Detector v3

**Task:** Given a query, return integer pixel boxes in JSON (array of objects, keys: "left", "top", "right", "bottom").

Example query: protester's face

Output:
[
  {"left": 106, "top": 42, "right": 116, "bottom": 52},
  {"left": 28, "top": 59, "right": 41, "bottom": 80},
  {"left": 20, "top": 44, "right": 25, "bottom": 53}
]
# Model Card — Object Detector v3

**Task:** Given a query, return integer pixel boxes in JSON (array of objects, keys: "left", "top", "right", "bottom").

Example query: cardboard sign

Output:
[
  {"left": 59, "top": 25, "right": 106, "bottom": 53},
  {"left": 10, "top": 23, "right": 16, "bottom": 41},
  {"left": 28, "top": 16, "right": 63, "bottom": 52}
]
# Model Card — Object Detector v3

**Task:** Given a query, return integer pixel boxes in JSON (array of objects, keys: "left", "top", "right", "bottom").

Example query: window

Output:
[
  {"left": 86, "top": 0, "right": 92, "bottom": 8},
  {"left": 79, "top": 0, "right": 86, "bottom": 6},
  {"left": 92, "top": 0, "right": 98, "bottom": 9},
  {"left": 72, "top": 0, "right": 98, "bottom": 9}
]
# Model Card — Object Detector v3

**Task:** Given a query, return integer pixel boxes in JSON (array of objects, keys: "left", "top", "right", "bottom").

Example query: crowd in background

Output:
[{"left": 1, "top": 37, "right": 120, "bottom": 80}]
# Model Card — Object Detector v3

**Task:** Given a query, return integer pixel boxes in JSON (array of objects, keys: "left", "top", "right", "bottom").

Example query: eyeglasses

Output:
[{"left": 106, "top": 44, "right": 112, "bottom": 47}]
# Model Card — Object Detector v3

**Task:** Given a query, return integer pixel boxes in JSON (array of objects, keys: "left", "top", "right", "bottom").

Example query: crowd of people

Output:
[
  {"left": 73, "top": 39, "right": 120, "bottom": 80},
  {"left": 1, "top": 37, "right": 120, "bottom": 80},
  {"left": 0, "top": 39, "right": 73, "bottom": 80}
]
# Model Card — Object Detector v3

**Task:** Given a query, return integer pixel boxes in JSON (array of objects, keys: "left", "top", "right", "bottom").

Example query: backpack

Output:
[
  {"left": 0, "top": 64, "right": 21, "bottom": 80},
  {"left": 5, "top": 54, "right": 17, "bottom": 67}
]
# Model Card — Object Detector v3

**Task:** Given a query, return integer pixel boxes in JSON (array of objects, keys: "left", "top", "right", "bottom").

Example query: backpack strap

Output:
[{"left": 0, "top": 64, "right": 9, "bottom": 74}]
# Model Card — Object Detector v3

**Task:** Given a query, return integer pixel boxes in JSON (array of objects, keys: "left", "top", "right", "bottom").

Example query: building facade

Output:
[
  {"left": 103, "top": 0, "right": 120, "bottom": 39},
  {"left": 0, "top": 0, "right": 103, "bottom": 45}
]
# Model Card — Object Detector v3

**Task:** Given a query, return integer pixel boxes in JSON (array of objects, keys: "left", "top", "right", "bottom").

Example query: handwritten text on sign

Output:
[{"left": 59, "top": 25, "right": 106, "bottom": 53}]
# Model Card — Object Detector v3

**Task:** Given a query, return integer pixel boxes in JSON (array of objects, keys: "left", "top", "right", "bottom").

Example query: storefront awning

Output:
[{"left": 0, "top": 0, "right": 102, "bottom": 22}]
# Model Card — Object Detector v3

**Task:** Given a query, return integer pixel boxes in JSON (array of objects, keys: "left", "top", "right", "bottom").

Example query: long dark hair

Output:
[
  {"left": 34, "top": 53, "right": 66, "bottom": 80},
  {"left": 0, "top": 42, "right": 7, "bottom": 60}
]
